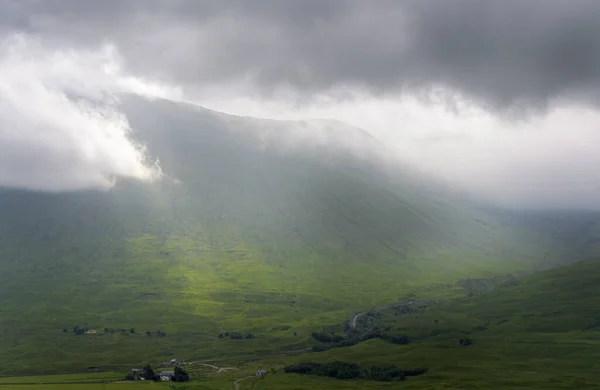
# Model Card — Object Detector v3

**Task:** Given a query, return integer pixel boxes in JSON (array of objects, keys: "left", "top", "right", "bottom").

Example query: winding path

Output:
[
  {"left": 233, "top": 375, "right": 253, "bottom": 390},
  {"left": 349, "top": 300, "right": 438, "bottom": 329}
]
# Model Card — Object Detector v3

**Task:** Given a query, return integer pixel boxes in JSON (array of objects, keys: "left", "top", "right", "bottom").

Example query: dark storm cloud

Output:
[
  {"left": 3, "top": 0, "right": 600, "bottom": 109},
  {"left": 3, "top": 0, "right": 600, "bottom": 208}
]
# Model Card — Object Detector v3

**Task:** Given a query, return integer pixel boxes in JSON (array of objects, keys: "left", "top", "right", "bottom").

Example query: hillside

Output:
[
  {"left": 248, "top": 257, "right": 600, "bottom": 389},
  {"left": 0, "top": 96, "right": 585, "bottom": 376}
]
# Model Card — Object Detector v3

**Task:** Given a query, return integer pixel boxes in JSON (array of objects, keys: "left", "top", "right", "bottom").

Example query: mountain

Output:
[{"left": 0, "top": 96, "right": 587, "bottom": 375}]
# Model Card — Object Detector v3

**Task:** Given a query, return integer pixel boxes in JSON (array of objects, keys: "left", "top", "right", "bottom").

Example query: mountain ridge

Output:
[{"left": 0, "top": 95, "right": 592, "bottom": 375}]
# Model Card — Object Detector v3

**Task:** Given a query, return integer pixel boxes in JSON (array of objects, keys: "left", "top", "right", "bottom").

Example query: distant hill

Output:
[{"left": 0, "top": 95, "right": 592, "bottom": 375}]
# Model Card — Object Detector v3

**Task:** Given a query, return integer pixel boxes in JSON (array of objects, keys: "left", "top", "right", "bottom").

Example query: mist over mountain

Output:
[
  {"left": 3, "top": 2, "right": 600, "bottom": 387},
  {"left": 2, "top": 95, "right": 595, "bottom": 375}
]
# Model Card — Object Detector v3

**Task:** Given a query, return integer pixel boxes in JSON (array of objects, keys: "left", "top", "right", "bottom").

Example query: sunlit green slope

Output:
[
  {"left": 0, "top": 96, "right": 579, "bottom": 375},
  {"left": 229, "top": 257, "right": 600, "bottom": 389}
]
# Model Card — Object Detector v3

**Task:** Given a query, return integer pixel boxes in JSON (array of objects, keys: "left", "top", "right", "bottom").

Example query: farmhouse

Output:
[
  {"left": 129, "top": 369, "right": 143, "bottom": 380},
  {"left": 256, "top": 369, "right": 267, "bottom": 376},
  {"left": 158, "top": 371, "right": 175, "bottom": 381}
]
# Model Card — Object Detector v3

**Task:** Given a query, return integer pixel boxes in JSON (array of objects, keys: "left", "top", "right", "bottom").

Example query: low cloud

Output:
[
  {"left": 195, "top": 88, "right": 600, "bottom": 211},
  {"left": 0, "top": 34, "right": 175, "bottom": 191},
  {"left": 1, "top": 23, "right": 599, "bottom": 211}
]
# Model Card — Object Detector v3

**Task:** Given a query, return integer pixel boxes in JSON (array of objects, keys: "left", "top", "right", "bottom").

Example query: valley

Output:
[{"left": 1, "top": 97, "right": 599, "bottom": 389}]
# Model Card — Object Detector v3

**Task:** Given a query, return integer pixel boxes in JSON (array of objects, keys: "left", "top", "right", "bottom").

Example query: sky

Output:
[{"left": 1, "top": 0, "right": 600, "bottom": 209}]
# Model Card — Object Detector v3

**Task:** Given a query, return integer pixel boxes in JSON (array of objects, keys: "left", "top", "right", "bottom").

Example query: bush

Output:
[
  {"left": 218, "top": 331, "right": 253, "bottom": 340},
  {"left": 386, "top": 334, "right": 409, "bottom": 344},
  {"left": 284, "top": 361, "right": 361, "bottom": 380},
  {"left": 311, "top": 332, "right": 333, "bottom": 343},
  {"left": 173, "top": 366, "right": 190, "bottom": 382},
  {"left": 366, "top": 365, "right": 405, "bottom": 381},
  {"left": 404, "top": 368, "right": 428, "bottom": 376},
  {"left": 459, "top": 338, "right": 473, "bottom": 347},
  {"left": 284, "top": 361, "right": 427, "bottom": 382}
]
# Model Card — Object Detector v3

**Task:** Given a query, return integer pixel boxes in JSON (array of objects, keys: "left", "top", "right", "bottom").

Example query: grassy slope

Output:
[
  {"left": 0, "top": 96, "right": 582, "bottom": 377},
  {"left": 229, "top": 258, "right": 600, "bottom": 389}
]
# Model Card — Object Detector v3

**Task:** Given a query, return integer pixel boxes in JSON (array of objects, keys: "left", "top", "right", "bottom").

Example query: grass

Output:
[
  {"left": 203, "top": 258, "right": 600, "bottom": 389},
  {"left": 0, "top": 173, "right": 571, "bottom": 372},
  {"left": 0, "top": 373, "right": 123, "bottom": 383},
  {"left": 0, "top": 385, "right": 169, "bottom": 390},
  {"left": 0, "top": 97, "right": 596, "bottom": 385},
  {"left": 0, "top": 372, "right": 170, "bottom": 390}
]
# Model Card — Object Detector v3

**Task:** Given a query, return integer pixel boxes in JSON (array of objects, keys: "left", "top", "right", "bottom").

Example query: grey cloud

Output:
[
  {"left": 3, "top": 0, "right": 600, "bottom": 209},
  {"left": 3, "top": 1, "right": 600, "bottom": 110}
]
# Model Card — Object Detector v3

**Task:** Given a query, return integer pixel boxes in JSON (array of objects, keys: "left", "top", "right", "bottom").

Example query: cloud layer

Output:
[
  {"left": 196, "top": 90, "right": 600, "bottom": 211},
  {"left": 1, "top": 1, "right": 600, "bottom": 210},
  {"left": 0, "top": 35, "right": 170, "bottom": 191},
  {"left": 4, "top": 1, "right": 600, "bottom": 111}
]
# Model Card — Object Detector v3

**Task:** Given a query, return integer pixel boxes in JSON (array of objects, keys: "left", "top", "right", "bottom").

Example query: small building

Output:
[
  {"left": 256, "top": 369, "right": 267, "bottom": 377},
  {"left": 158, "top": 371, "right": 175, "bottom": 381},
  {"left": 129, "top": 368, "right": 143, "bottom": 380},
  {"left": 85, "top": 329, "right": 97, "bottom": 334},
  {"left": 170, "top": 359, "right": 181, "bottom": 366}
]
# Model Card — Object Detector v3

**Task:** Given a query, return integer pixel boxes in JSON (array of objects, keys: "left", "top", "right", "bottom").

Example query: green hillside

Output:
[
  {"left": 239, "top": 257, "right": 600, "bottom": 389},
  {"left": 4, "top": 258, "right": 599, "bottom": 388},
  {"left": 0, "top": 96, "right": 585, "bottom": 376}
]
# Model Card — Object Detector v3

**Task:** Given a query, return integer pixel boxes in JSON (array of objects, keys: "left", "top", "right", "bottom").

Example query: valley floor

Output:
[{"left": 3, "top": 258, "right": 600, "bottom": 389}]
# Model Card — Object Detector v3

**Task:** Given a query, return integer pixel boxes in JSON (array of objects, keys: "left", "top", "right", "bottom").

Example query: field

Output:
[
  {"left": 194, "top": 257, "right": 600, "bottom": 389},
  {"left": 0, "top": 372, "right": 170, "bottom": 389},
  {"left": 0, "top": 385, "right": 169, "bottom": 390},
  {"left": 2, "top": 258, "right": 599, "bottom": 388}
]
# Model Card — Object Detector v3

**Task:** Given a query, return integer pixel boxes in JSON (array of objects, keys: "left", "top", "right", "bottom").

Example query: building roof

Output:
[{"left": 159, "top": 371, "right": 174, "bottom": 375}]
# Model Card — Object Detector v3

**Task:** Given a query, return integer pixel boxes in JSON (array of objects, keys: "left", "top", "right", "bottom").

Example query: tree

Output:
[
  {"left": 142, "top": 364, "right": 156, "bottom": 381},
  {"left": 459, "top": 338, "right": 472, "bottom": 347},
  {"left": 173, "top": 366, "right": 190, "bottom": 382},
  {"left": 129, "top": 328, "right": 135, "bottom": 334}
]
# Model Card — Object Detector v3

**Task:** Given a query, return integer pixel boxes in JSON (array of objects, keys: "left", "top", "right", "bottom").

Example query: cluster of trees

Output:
[
  {"left": 64, "top": 326, "right": 136, "bottom": 335},
  {"left": 105, "top": 327, "right": 135, "bottom": 334},
  {"left": 387, "top": 334, "right": 409, "bottom": 344},
  {"left": 146, "top": 330, "right": 167, "bottom": 337},
  {"left": 124, "top": 364, "right": 189, "bottom": 382},
  {"left": 284, "top": 361, "right": 428, "bottom": 382},
  {"left": 284, "top": 361, "right": 361, "bottom": 379},
  {"left": 311, "top": 332, "right": 345, "bottom": 343},
  {"left": 217, "top": 331, "right": 254, "bottom": 339},
  {"left": 69, "top": 326, "right": 87, "bottom": 335},
  {"left": 311, "top": 330, "right": 409, "bottom": 352}
]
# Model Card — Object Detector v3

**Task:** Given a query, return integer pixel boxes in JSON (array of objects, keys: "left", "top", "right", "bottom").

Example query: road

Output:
[
  {"left": 349, "top": 300, "right": 438, "bottom": 329},
  {"left": 233, "top": 375, "right": 253, "bottom": 390},
  {"left": 197, "top": 363, "right": 238, "bottom": 373}
]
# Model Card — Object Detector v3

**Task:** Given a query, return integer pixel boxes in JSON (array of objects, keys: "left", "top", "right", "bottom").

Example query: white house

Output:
[{"left": 158, "top": 371, "right": 174, "bottom": 381}]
